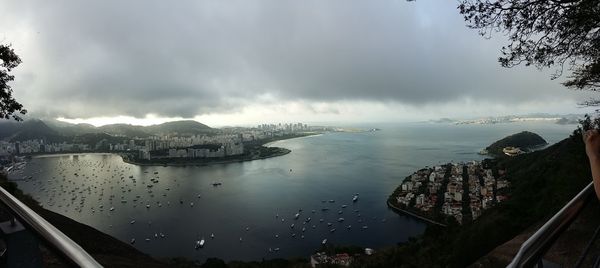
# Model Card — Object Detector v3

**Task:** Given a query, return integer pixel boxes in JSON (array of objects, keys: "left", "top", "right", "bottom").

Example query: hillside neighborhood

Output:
[{"left": 393, "top": 161, "right": 510, "bottom": 224}]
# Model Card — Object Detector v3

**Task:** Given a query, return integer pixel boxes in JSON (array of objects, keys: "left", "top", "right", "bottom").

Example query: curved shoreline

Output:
[
  {"left": 120, "top": 148, "right": 291, "bottom": 167},
  {"left": 262, "top": 133, "right": 323, "bottom": 147},
  {"left": 387, "top": 200, "right": 447, "bottom": 227}
]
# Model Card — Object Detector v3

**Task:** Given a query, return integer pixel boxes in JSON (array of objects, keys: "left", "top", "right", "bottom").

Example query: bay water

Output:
[{"left": 10, "top": 122, "right": 576, "bottom": 261}]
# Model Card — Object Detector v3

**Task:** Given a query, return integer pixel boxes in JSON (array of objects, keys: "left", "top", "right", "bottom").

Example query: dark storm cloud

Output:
[{"left": 0, "top": 0, "right": 574, "bottom": 119}]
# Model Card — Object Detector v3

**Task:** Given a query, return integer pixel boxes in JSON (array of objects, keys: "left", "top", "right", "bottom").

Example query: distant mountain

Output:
[
  {"left": 72, "top": 133, "right": 128, "bottom": 148},
  {"left": 145, "top": 120, "right": 213, "bottom": 135},
  {"left": 434, "top": 118, "right": 455, "bottom": 124},
  {"left": 0, "top": 120, "right": 23, "bottom": 139},
  {"left": 0, "top": 119, "right": 215, "bottom": 141},
  {"left": 0, "top": 119, "right": 64, "bottom": 142},
  {"left": 485, "top": 131, "right": 547, "bottom": 156},
  {"left": 97, "top": 124, "right": 150, "bottom": 137},
  {"left": 45, "top": 119, "right": 97, "bottom": 136}
]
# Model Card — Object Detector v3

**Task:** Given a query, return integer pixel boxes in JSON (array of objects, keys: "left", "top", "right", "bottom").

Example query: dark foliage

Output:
[
  {"left": 0, "top": 44, "right": 26, "bottom": 120},
  {"left": 458, "top": 0, "right": 600, "bottom": 97}
]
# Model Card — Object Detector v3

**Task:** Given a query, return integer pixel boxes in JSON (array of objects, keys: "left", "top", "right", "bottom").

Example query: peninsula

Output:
[
  {"left": 388, "top": 160, "right": 509, "bottom": 226},
  {"left": 120, "top": 133, "right": 316, "bottom": 166}
]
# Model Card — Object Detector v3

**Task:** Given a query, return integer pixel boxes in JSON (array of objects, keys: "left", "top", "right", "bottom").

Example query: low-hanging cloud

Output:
[{"left": 0, "top": 0, "right": 581, "bottom": 119}]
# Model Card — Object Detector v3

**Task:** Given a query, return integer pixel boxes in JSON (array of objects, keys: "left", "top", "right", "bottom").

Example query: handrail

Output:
[
  {"left": 0, "top": 186, "right": 102, "bottom": 267},
  {"left": 508, "top": 181, "right": 595, "bottom": 268}
]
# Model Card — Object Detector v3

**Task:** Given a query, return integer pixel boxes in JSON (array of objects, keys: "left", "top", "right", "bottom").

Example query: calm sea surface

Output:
[{"left": 10, "top": 122, "right": 576, "bottom": 261}]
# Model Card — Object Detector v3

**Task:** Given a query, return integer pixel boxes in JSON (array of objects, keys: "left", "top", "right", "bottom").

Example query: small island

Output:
[{"left": 480, "top": 131, "right": 547, "bottom": 157}]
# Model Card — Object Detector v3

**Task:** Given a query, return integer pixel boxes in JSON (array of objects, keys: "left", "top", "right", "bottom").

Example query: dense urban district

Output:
[{"left": 0, "top": 121, "right": 329, "bottom": 167}]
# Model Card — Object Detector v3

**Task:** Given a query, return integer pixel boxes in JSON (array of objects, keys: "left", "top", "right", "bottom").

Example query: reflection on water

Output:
[{"left": 12, "top": 122, "right": 575, "bottom": 261}]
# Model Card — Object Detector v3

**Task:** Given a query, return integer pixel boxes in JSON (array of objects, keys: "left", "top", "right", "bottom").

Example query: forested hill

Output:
[{"left": 485, "top": 131, "right": 547, "bottom": 156}]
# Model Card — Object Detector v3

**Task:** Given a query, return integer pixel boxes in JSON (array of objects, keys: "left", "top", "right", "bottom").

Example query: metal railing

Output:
[
  {"left": 508, "top": 182, "right": 596, "bottom": 268},
  {"left": 0, "top": 186, "right": 102, "bottom": 267}
]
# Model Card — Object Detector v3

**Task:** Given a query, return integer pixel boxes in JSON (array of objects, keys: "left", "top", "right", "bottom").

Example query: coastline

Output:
[
  {"left": 386, "top": 200, "right": 447, "bottom": 227},
  {"left": 31, "top": 152, "right": 113, "bottom": 158},
  {"left": 262, "top": 133, "right": 323, "bottom": 147},
  {"left": 21, "top": 133, "right": 320, "bottom": 167},
  {"left": 120, "top": 132, "right": 321, "bottom": 167}
]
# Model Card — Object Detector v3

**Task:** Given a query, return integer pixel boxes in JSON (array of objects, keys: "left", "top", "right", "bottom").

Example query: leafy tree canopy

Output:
[
  {"left": 458, "top": 0, "right": 600, "bottom": 102},
  {"left": 0, "top": 44, "right": 26, "bottom": 121}
]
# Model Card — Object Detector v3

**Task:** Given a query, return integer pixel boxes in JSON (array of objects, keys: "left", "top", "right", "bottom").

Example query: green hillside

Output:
[
  {"left": 146, "top": 120, "right": 213, "bottom": 135},
  {"left": 0, "top": 119, "right": 216, "bottom": 141}
]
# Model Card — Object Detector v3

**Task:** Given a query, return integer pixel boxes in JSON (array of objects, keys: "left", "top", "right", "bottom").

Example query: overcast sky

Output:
[{"left": 0, "top": 0, "right": 595, "bottom": 126}]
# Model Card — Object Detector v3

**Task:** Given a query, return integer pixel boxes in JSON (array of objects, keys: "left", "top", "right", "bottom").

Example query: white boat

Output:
[
  {"left": 195, "top": 240, "right": 201, "bottom": 249},
  {"left": 210, "top": 233, "right": 215, "bottom": 239},
  {"left": 337, "top": 217, "right": 344, "bottom": 222},
  {"left": 294, "top": 213, "right": 300, "bottom": 219},
  {"left": 322, "top": 239, "right": 327, "bottom": 245},
  {"left": 130, "top": 238, "right": 135, "bottom": 244},
  {"left": 200, "top": 238, "right": 205, "bottom": 247},
  {"left": 353, "top": 195, "right": 359, "bottom": 202}
]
